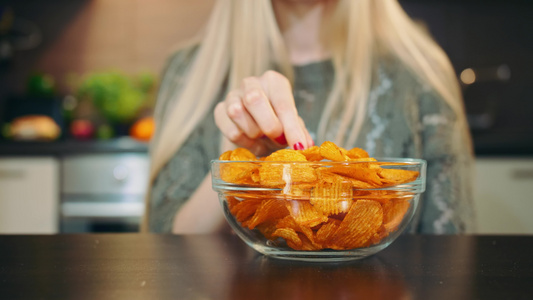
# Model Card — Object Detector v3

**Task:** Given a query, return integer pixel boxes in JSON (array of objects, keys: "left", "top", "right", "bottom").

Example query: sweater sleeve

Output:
[{"left": 416, "top": 89, "right": 476, "bottom": 234}]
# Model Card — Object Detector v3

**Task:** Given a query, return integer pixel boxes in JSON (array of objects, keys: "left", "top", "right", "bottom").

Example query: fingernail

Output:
[
  {"left": 293, "top": 142, "right": 304, "bottom": 150},
  {"left": 310, "top": 140, "right": 315, "bottom": 146},
  {"left": 274, "top": 134, "right": 287, "bottom": 145}
]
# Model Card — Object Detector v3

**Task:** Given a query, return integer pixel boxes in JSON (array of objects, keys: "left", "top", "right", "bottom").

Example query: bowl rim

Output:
[
  {"left": 211, "top": 157, "right": 427, "bottom": 164},
  {"left": 211, "top": 157, "right": 426, "bottom": 193}
]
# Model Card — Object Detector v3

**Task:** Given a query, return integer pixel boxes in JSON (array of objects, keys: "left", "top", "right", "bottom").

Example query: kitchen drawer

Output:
[
  {"left": 474, "top": 157, "right": 533, "bottom": 234},
  {"left": 0, "top": 157, "right": 59, "bottom": 233},
  {"left": 62, "top": 154, "right": 149, "bottom": 195}
]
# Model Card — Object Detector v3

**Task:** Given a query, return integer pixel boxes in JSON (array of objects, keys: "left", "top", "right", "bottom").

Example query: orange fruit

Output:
[{"left": 129, "top": 116, "right": 155, "bottom": 141}]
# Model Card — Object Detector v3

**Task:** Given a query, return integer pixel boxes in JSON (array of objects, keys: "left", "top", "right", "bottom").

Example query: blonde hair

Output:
[{"left": 142, "top": 0, "right": 472, "bottom": 232}]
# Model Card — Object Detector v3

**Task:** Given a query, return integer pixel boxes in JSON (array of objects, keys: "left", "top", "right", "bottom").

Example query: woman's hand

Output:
[{"left": 214, "top": 70, "right": 313, "bottom": 156}]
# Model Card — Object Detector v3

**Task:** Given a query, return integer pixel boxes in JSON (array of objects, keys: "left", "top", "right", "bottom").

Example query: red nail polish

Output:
[
  {"left": 274, "top": 134, "right": 287, "bottom": 145},
  {"left": 293, "top": 142, "right": 304, "bottom": 150},
  {"left": 311, "top": 140, "right": 315, "bottom": 146}
]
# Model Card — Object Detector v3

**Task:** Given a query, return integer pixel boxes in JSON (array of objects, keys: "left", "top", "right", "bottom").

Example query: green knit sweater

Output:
[{"left": 148, "top": 47, "right": 476, "bottom": 234}]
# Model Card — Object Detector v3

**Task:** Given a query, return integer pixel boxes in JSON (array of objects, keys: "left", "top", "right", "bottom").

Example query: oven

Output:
[{"left": 60, "top": 153, "right": 149, "bottom": 233}]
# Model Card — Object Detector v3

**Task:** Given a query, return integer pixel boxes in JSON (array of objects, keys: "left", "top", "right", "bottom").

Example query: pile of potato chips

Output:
[{"left": 218, "top": 141, "right": 419, "bottom": 251}]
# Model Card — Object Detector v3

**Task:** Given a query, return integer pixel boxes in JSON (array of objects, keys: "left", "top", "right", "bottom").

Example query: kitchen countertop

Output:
[
  {"left": 472, "top": 132, "right": 533, "bottom": 156},
  {"left": 0, "top": 134, "right": 532, "bottom": 157},
  {"left": 0, "top": 137, "right": 149, "bottom": 156},
  {"left": 0, "top": 234, "right": 532, "bottom": 299}
]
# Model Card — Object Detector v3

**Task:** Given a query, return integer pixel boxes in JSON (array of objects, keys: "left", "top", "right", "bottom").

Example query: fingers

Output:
[
  {"left": 214, "top": 70, "right": 313, "bottom": 154},
  {"left": 240, "top": 77, "right": 285, "bottom": 142},
  {"left": 299, "top": 117, "right": 314, "bottom": 147},
  {"left": 224, "top": 90, "right": 262, "bottom": 139},
  {"left": 214, "top": 101, "right": 256, "bottom": 149},
  {"left": 259, "top": 71, "right": 309, "bottom": 150}
]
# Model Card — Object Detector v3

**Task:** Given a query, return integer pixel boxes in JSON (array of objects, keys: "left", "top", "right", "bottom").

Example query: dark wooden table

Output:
[{"left": 0, "top": 234, "right": 532, "bottom": 299}]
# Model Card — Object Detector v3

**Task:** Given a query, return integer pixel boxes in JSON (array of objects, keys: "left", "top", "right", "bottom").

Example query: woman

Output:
[{"left": 143, "top": 0, "right": 476, "bottom": 234}]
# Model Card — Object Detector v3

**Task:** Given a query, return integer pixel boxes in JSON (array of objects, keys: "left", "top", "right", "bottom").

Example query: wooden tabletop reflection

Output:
[{"left": 0, "top": 234, "right": 532, "bottom": 299}]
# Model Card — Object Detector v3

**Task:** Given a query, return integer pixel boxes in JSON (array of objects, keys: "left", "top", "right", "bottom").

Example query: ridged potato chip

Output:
[
  {"left": 276, "top": 215, "right": 316, "bottom": 243},
  {"left": 264, "top": 149, "right": 307, "bottom": 162},
  {"left": 382, "top": 198, "right": 410, "bottom": 234},
  {"left": 230, "top": 198, "right": 263, "bottom": 224},
  {"left": 327, "top": 163, "right": 382, "bottom": 186},
  {"left": 260, "top": 149, "right": 317, "bottom": 187},
  {"left": 346, "top": 147, "right": 370, "bottom": 159},
  {"left": 315, "top": 218, "right": 341, "bottom": 246},
  {"left": 230, "top": 148, "right": 257, "bottom": 161},
  {"left": 327, "top": 200, "right": 383, "bottom": 250},
  {"left": 220, "top": 162, "right": 259, "bottom": 184},
  {"left": 300, "top": 146, "right": 323, "bottom": 161},
  {"left": 226, "top": 195, "right": 240, "bottom": 210},
  {"left": 317, "top": 170, "right": 377, "bottom": 189},
  {"left": 219, "top": 149, "right": 259, "bottom": 184},
  {"left": 219, "top": 150, "right": 232, "bottom": 160},
  {"left": 286, "top": 200, "right": 328, "bottom": 228},
  {"left": 358, "top": 190, "right": 406, "bottom": 204},
  {"left": 310, "top": 182, "right": 354, "bottom": 216},
  {"left": 273, "top": 227, "right": 302, "bottom": 248},
  {"left": 319, "top": 141, "right": 350, "bottom": 161},
  {"left": 378, "top": 168, "right": 419, "bottom": 186},
  {"left": 294, "top": 232, "right": 322, "bottom": 251},
  {"left": 247, "top": 199, "right": 289, "bottom": 230},
  {"left": 256, "top": 220, "right": 279, "bottom": 240}
]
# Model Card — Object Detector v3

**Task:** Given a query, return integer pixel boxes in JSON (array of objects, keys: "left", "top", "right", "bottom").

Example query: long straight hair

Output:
[{"left": 142, "top": 0, "right": 472, "bottom": 232}]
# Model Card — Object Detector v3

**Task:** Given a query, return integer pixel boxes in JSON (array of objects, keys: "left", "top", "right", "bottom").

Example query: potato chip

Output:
[
  {"left": 319, "top": 141, "right": 350, "bottom": 161},
  {"left": 381, "top": 198, "right": 410, "bottom": 234},
  {"left": 273, "top": 215, "right": 321, "bottom": 250},
  {"left": 260, "top": 150, "right": 317, "bottom": 187},
  {"left": 294, "top": 233, "right": 322, "bottom": 251},
  {"left": 275, "top": 215, "right": 312, "bottom": 236},
  {"left": 256, "top": 220, "right": 279, "bottom": 240},
  {"left": 221, "top": 162, "right": 259, "bottom": 184},
  {"left": 349, "top": 157, "right": 377, "bottom": 162},
  {"left": 315, "top": 218, "right": 341, "bottom": 246},
  {"left": 219, "top": 150, "right": 233, "bottom": 160},
  {"left": 327, "top": 163, "right": 382, "bottom": 186},
  {"left": 247, "top": 199, "right": 289, "bottom": 229},
  {"left": 317, "top": 170, "right": 376, "bottom": 189},
  {"left": 264, "top": 149, "right": 308, "bottom": 162},
  {"left": 359, "top": 190, "right": 403, "bottom": 204},
  {"left": 299, "top": 146, "right": 323, "bottom": 161},
  {"left": 250, "top": 168, "right": 261, "bottom": 183},
  {"left": 310, "top": 182, "right": 353, "bottom": 216},
  {"left": 220, "top": 150, "right": 257, "bottom": 184},
  {"left": 230, "top": 198, "right": 263, "bottom": 224},
  {"left": 347, "top": 147, "right": 370, "bottom": 159},
  {"left": 259, "top": 166, "right": 317, "bottom": 187},
  {"left": 286, "top": 200, "right": 328, "bottom": 227},
  {"left": 226, "top": 196, "right": 240, "bottom": 210},
  {"left": 230, "top": 148, "right": 257, "bottom": 161},
  {"left": 378, "top": 168, "right": 419, "bottom": 186},
  {"left": 282, "top": 183, "right": 313, "bottom": 198},
  {"left": 327, "top": 200, "right": 383, "bottom": 250},
  {"left": 273, "top": 227, "right": 302, "bottom": 248}
]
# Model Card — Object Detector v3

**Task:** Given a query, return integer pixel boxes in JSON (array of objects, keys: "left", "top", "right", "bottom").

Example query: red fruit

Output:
[{"left": 70, "top": 119, "right": 95, "bottom": 140}]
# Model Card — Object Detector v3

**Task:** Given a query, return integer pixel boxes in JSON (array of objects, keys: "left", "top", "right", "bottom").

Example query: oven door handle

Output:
[{"left": 61, "top": 202, "right": 144, "bottom": 218}]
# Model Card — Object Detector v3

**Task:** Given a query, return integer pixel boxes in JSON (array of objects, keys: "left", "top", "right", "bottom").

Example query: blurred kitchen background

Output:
[{"left": 0, "top": 0, "right": 531, "bottom": 234}]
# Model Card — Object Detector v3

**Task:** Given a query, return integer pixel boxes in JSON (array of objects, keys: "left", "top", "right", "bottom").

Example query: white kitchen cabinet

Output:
[
  {"left": 474, "top": 157, "right": 533, "bottom": 234},
  {"left": 0, "top": 157, "right": 59, "bottom": 233}
]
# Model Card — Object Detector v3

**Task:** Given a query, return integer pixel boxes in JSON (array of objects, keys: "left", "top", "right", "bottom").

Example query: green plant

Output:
[{"left": 76, "top": 71, "right": 156, "bottom": 124}]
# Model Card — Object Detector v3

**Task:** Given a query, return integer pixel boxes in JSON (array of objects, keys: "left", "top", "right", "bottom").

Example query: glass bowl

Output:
[{"left": 211, "top": 158, "right": 426, "bottom": 262}]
